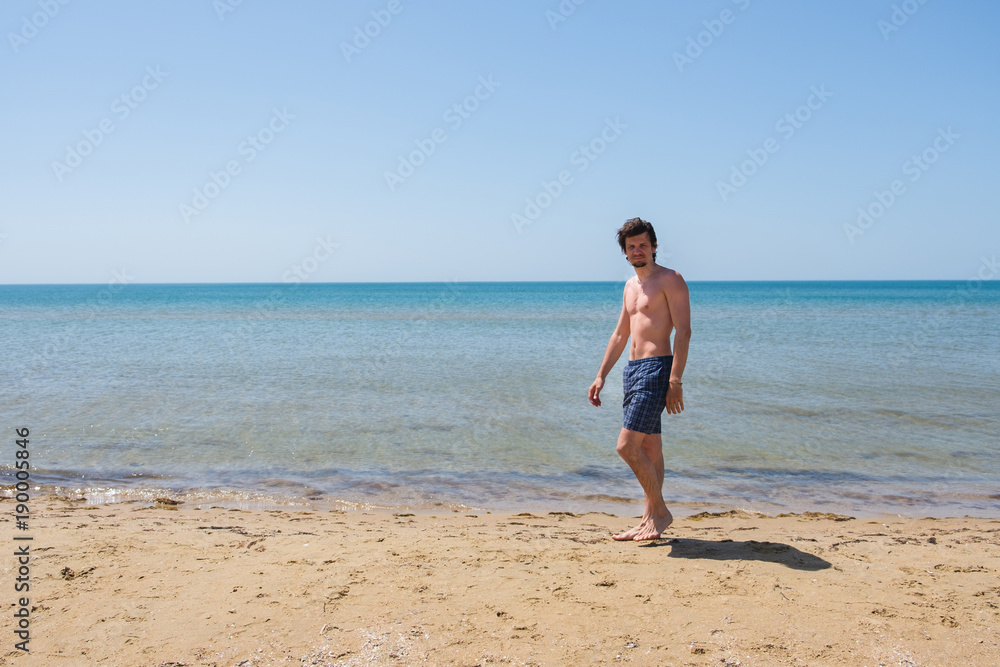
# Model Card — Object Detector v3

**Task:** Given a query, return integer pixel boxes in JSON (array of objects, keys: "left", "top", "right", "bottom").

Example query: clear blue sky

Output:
[{"left": 2, "top": 0, "right": 997, "bottom": 283}]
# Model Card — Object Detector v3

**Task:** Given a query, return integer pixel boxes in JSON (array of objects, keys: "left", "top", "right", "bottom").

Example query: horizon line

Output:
[{"left": 1, "top": 279, "right": 994, "bottom": 287}]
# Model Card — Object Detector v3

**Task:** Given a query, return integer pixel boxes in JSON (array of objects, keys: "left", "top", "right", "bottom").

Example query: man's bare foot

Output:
[
  {"left": 612, "top": 521, "right": 645, "bottom": 541},
  {"left": 632, "top": 511, "right": 673, "bottom": 541}
]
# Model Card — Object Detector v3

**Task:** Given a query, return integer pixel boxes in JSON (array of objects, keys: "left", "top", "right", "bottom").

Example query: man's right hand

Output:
[{"left": 588, "top": 377, "right": 604, "bottom": 407}]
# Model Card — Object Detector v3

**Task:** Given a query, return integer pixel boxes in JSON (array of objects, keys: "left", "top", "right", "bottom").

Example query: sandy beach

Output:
[{"left": 3, "top": 495, "right": 999, "bottom": 666}]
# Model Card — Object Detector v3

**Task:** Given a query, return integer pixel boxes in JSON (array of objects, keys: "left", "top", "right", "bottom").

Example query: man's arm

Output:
[
  {"left": 588, "top": 288, "right": 630, "bottom": 407},
  {"left": 664, "top": 273, "right": 691, "bottom": 414}
]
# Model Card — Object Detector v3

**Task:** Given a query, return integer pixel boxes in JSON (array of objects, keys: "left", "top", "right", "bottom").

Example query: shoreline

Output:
[
  {"left": 3, "top": 494, "right": 998, "bottom": 665},
  {"left": 9, "top": 485, "right": 1000, "bottom": 521}
]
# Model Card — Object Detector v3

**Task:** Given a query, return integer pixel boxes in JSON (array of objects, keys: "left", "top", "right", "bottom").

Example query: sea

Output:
[{"left": 2, "top": 281, "right": 998, "bottom": 518}]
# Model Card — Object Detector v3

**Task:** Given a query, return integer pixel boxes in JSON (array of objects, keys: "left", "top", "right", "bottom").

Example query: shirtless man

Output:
[{"left": 588, "top": 218, "right": 691, "bottom": 541}]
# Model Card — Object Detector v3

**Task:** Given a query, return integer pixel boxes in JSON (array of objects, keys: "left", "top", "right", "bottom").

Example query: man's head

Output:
[{"left": 617, "top": 217, "right": 657, "bottom": 267}]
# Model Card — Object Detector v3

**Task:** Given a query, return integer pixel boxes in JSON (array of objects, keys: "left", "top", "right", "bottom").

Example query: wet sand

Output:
[{"left": 2, "top": 495, "right": 999, "bottom": 665}]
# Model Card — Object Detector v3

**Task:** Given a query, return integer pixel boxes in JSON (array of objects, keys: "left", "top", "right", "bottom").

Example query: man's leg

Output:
[
  {"left": 612, "top": 428, "right": 673, "bottom": 541},
  {"left": 640, "top": 432, "right": 665, "bottom": 520}
]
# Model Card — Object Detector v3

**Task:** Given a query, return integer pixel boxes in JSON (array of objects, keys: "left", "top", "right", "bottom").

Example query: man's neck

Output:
[{"left": 633, "top": 262, "right": 661, "bottom": 281}]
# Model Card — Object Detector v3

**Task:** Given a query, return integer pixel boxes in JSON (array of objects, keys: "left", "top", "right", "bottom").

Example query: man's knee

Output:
[
  {"left": 616, "top": 429, "right": 646, "bottom": 458},
  {"left": 640, "top": 433, "right": 663, "bottom": 457}
]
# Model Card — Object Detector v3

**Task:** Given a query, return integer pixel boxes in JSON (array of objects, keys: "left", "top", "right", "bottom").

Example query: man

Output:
[{"left": 588, "top": 218, "right": 691, "bottom": 541}]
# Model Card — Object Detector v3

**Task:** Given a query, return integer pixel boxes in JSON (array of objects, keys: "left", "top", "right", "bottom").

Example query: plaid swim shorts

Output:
[{"left": 622, "top": 355, "right": 674, "bottom": 434}]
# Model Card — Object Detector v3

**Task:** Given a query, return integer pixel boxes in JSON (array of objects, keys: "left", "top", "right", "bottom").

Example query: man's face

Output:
[{"left": 624, "top": 232, "right": 655, "bottom": 268}]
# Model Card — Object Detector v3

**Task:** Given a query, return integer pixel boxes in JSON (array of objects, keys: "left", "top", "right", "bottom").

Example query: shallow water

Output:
[{"left": 2, "top": 281, "right": 998, "bottom": 517}]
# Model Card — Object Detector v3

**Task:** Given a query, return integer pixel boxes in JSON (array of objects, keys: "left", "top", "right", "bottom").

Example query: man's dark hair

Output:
[{"left": 617, "top": 217, "right": 657, "bottom": 261}]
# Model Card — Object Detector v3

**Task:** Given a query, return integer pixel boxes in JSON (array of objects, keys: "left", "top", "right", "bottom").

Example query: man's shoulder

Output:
[
  {"left": 656, "top": 266, "right": 685, "bottom": 285},
  {"left": 654, "top": 268, "right": 688, "bottom": 302}
]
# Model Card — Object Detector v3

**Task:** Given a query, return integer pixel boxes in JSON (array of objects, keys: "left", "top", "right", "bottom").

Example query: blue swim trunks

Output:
[{"left": 622, "top": 355, "right": 673, "bottom": 434}]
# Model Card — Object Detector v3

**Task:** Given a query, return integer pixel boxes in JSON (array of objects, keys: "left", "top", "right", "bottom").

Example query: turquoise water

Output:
[{"left": 2, "top": 281, "right": 998, "bottom": 517}]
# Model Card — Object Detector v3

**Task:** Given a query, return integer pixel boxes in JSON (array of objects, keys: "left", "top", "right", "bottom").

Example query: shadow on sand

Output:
[{"left": 641, "top": 537, "right": 831, "bottom": 571}]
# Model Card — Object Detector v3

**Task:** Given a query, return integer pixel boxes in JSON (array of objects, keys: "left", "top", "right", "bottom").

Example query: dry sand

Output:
[{"left": 2, "top": 495, "right": 999, "bottom": 666}]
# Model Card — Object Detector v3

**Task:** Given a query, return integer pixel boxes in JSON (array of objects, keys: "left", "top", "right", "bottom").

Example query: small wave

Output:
[
  {"left": 578, "top": 493, "right": 635, "bottom": 504},
  {"left": 873, "top": 409, "right": 955, "bottom": 429},
  {"left": 771, "top": 406, "right": 828, "bottom": 418}
]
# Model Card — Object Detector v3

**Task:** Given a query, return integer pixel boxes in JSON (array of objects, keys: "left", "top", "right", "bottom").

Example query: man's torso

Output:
[{"left": 624, "top": 267, "right": 676, "bottom": 360}]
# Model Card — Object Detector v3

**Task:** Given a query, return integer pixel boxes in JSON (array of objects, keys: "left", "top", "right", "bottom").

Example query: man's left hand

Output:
[{"left": 665, "top": 384, "right": 684, "bottom": 415}]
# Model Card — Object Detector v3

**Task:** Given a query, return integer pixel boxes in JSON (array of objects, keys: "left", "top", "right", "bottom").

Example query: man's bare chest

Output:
[{"left": 626, "top": 282, "right": 667, "bottom": 317}]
